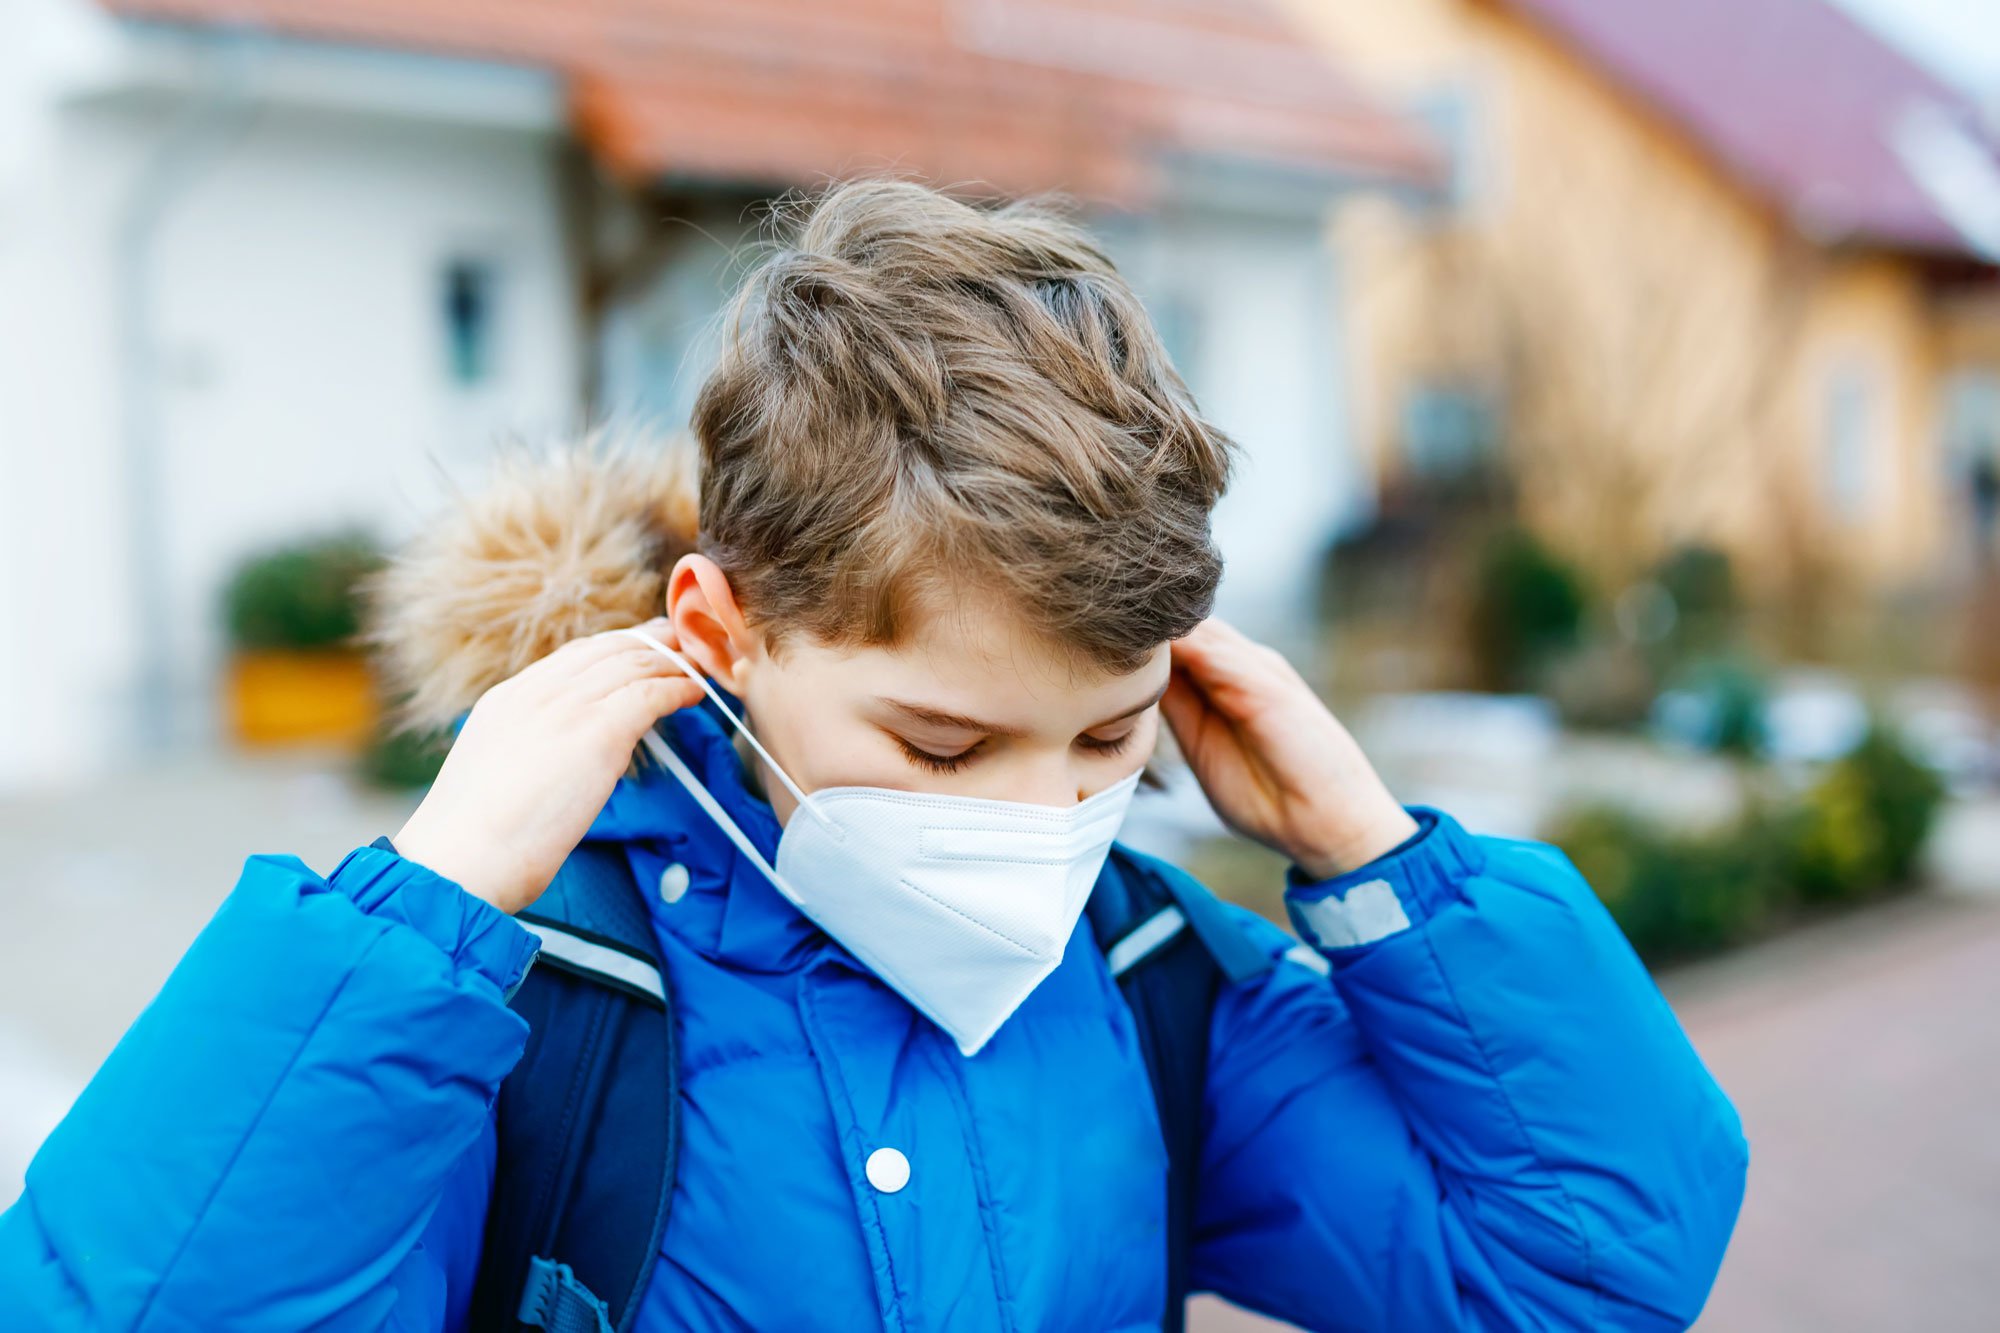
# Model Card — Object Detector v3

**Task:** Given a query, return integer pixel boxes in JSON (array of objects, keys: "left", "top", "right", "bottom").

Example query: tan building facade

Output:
[{"left": 1291, "top": 0, "right": 2000, "bottom": 593}]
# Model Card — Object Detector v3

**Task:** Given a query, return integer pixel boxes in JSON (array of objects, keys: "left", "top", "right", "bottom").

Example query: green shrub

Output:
[
  {"left": 223, "top": 531, "right": 386, "bottom": 651},
  {"left": 1468, "top": 528, "right": 1587, "bottom": 692},
  {"left": 1780, "top": 770, "right": 1879, "bottom": 902},
  {"left": 1782, "top": 723, "right": 1945, "bottom": 903},
  {"left": 1653, "top": 544, "right": 1737, "bottom": 644},
  {"left": 1665, "top": 655, "right": 1770, "bottom": 757},
  {"left": 1552, "top": 806, "right": 1785, "bottom": 964},
  {"left": 358, "top": 718, "right": 452, "bottom": 791},
  {"left": 1552, "top": 721, "right": 1945, "bottom": 963}
]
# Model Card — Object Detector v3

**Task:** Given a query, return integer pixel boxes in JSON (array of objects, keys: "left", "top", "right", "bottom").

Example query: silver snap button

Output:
[
  {"left": 658, "top": 862, "right": 691, "bottom": 904},
  {"left": 865, "top": 1147, "right": 910, "bottom": 1194}
]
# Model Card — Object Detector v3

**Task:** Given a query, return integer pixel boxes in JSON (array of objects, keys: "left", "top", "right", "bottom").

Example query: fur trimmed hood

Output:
[{"left": 361, "top": 436, "right": 702, "bottom": 736}]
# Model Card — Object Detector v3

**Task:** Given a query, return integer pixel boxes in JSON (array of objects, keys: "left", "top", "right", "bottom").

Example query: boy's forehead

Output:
[{"left": 797, "top": 595, "right": 1167, "bottom": 711}]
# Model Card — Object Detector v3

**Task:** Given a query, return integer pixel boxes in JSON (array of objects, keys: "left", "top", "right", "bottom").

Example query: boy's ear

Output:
[{"left": 666, "top": 554, "right": 757, "bottom": 694}]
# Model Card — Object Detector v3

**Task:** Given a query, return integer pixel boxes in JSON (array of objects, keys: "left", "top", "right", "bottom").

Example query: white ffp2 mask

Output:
[{"left": 618, "top": 628, "right": 1142, "bottom": 1056}]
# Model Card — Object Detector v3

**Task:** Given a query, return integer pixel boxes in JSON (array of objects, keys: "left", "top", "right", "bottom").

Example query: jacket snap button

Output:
[
  {"left": 658, "top": 862, "right": 691, "bottom": 904},
  {"left": 865, "top": 1147, "right": 910, "bottom": 1194}
]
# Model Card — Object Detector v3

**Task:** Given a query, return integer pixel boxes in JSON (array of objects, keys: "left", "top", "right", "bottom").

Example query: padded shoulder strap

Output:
[
  {"left": 471, "top": 841, "right": 679, "bottom": 1333},
  {"left": 1090, "top": 847, "right": 1272, "bottom": 1333},
  {"left": 1090, "top": 846, "right": 1275, "bottom": 986}
]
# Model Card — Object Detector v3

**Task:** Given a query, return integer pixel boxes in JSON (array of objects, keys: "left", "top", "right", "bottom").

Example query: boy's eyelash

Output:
[
  {"left": 897, "top": 739, "right": 980, "bottom": 774},
  {"left": 896, "top": 731, "right": 1134, "bottom": 775}
]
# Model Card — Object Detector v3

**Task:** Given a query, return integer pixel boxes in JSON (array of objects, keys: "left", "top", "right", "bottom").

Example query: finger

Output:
[
  {"left": 1169, "top": 616, "right": 1258, "bottom": 670},
  {"left": 574, "top": 640, "right": 701, "bottom": 704},
  {"left": 558, "top": 616, "right": 682, "bottom": 681},
  {"left": 601, "top": 615, "right": 676, "bottom": 648},
  {"left": 602, "top": 674, "right": 708, "bottom": 734},
  {"left": 1171, "top": 615, "right": 1252, "bottom": 653},
  {"left": 1170, "top": 621, "right": 1277, "bottom": 700},
  {"left": 575, "top": 615, "right": 677, "bottom": 655},
  {"left": 605, "top": 618, "right": 693, "bottom": 677},
  {"left": 522, "top": 617, "right": 676, "bottom": 688},
  {"left": 581, "top": 616, "right": 678, "bottom": 663},
  {"left": 1158, "top": 670, "right": 1209, "bottom": 751}
]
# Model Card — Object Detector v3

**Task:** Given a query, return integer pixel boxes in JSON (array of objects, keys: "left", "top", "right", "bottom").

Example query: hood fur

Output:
[{"left": 361, "top": 435, "right": 701, "bottom": 737}]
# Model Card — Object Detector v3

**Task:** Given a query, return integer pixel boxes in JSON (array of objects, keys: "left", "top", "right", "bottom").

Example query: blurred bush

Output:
[
  {"left": 1554, "top": 804, "right": 1788, "bottom": 961},
  {"left": 1543, "top": 639, "right": 1658, "bottom": 730},
  {"left": 1550, "top": 722, "right": 1946, "bottom": 962},
  {"left": 1652, "top": 544, "right": 1738, "bottom": 649},
  {"left": 223, "top": 531, "right": 386, "bottom": 651},
  {"left": 1786, "top": 724, "right": 1947, "bottom": 903},
  {"left": 1652, "top": 654, "right": 1771, "bottom": 756},
  {"left": 1467, "top": 527, "right": 1587, "bottom": 691},
  {"left": 359, "top": 716, "right": 452, "bottom": 791}
]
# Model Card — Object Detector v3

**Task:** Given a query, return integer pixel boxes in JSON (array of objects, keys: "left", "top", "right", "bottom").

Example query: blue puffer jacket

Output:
[{"left": 0, "top": 697, "right": 1748, "bottom": 1331}]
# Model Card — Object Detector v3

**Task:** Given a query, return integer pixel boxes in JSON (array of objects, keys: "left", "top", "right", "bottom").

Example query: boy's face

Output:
[{"left": 707, "top": 580, "right": 1169, "bottom": 826}]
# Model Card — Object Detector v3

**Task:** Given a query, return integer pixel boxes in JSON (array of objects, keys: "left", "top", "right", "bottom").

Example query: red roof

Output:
[
  {"left": 1492, "top": 0, "right": 1998, "bottom": 258},
  {"left": 107, "top": 0, "right": 1436, "bottom": 205}
]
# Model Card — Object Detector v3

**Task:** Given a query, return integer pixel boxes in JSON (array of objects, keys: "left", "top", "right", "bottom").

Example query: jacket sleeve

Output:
[
  {"left": 0, "top": 844, "right": 538, "bottom": 1331},
  {"left": 1190, "top": 808, "right": 1748, "bottom": 1332}
]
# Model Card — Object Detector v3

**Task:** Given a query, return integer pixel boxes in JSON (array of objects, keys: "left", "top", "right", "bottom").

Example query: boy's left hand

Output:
[{"left": 1162, "top": 616, "right": 1417, "bottom": 881}]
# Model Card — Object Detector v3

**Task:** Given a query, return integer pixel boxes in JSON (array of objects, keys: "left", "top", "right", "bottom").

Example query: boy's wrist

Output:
[
  {"left": 392, "top": 811, "right": 523, "bottom": 914},
  {"left": 1287, "top": 798, "right": 1421, "bottom": 881}
]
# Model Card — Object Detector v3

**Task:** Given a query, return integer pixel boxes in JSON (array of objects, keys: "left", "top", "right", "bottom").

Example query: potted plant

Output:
[{"left": 220, "top": 530, "right": 386, "bottom": 748}]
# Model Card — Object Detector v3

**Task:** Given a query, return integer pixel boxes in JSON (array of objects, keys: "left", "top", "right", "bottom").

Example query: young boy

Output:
[{"left": 0, "top": 180, "right": 1746, "bottom": 1331}]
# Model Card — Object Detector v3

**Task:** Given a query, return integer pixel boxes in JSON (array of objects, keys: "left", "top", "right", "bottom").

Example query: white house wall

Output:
[
  {"left": 1103, "top": 202, "right": 1364, "bottom": 659},
  {"left": 0, "top": 15, "right": 577, "bottom": 792}
]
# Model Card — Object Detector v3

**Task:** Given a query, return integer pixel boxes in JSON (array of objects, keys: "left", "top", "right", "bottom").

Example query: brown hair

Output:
[{"left": 692, "top": 178, "right": 1236, "bottom": 676}]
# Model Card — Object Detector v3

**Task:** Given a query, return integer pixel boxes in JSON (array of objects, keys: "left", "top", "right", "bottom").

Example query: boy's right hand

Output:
[{"left": 390, "top": 617, "right": 706, "bottom": 915}]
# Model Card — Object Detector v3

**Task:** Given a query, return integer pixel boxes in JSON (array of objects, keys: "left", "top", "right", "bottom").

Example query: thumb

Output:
[{"left": 1159, "top": 669, "right": 1211, "bottom": 756}]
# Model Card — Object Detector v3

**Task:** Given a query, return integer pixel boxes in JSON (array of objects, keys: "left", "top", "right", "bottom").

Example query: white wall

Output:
[
  {"left": 0, "top": 15, "right": 577, "bottom": 792},
  {"left": 1104, "top": 198, "right": 1363, "bottom": 658}
]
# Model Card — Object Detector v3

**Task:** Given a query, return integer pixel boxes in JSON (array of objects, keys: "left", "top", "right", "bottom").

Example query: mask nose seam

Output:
[{"left": 892, "top": 878, "right": 1047, "bottom": 956}]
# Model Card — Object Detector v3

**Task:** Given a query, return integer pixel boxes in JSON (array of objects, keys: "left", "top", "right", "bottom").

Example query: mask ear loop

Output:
[
  {"left": 616, "top": 626, "right": 837, "bottom": 832},
  {"left": 636, "top": 727, "right": 798, "bottom": 899}
]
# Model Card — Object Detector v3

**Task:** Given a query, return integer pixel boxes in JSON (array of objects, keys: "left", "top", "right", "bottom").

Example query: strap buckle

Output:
[{"left": 518, "top": 1255, "right": 615, "bottom": 1333}]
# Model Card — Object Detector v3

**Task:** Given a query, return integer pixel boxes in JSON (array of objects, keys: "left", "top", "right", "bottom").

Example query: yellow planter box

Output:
[{"left": 227, "top": 649, "right": 379, "bottom": 749}]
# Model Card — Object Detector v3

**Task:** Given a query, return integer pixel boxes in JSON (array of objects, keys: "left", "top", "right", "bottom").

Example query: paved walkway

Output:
[
  {"left": 0, "top": 751, "right": 422, "bottom": 1199},
  {"left": 1666, "top": 893, "right": 2000, "bottom": 1331},
  {"left": 4, "top": 758, "right": 1998, "bottom": 1329}
]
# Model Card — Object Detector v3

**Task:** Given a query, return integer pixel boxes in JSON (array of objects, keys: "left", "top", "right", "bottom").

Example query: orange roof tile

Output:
[{"left": 107, "top": 0, "right": 1436, "bottom": 203}]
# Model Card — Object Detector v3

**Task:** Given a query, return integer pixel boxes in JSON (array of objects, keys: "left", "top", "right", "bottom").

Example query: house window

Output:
[
  {"left": 1943, "top": 370, "right": 2000, "bottom": 463},
  {"left": 1943, "top": 370, "right": 2000, "bottom": 555},
  {"left": 1821, "top": 363, "right": 1879, "bottom": 522},
  {"left": 442, "top": 258, "right": 500, "bottom": 387},
  {"left": 1408, "top": 81, "right": 1485, "bottom": 210},
  {"left": 1401, "top": 381, "right": 1498, "bottom": 480}
]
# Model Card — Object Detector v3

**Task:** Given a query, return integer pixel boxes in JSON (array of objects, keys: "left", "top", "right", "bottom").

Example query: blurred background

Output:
[{"left": 4, "top": 0, "right": 2000, "bottom": 1327}]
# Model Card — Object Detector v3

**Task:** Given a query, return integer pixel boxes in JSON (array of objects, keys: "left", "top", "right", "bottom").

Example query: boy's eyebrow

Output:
[{"left": 883, "top": 681, "right": 1169, "bottom": 737}]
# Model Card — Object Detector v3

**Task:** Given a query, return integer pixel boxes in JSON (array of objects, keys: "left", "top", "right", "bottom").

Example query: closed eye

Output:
[
  {"left": 896, "top": 737, "right": 982, "bottom": 774},
  {"left": 895, "top": 722, "right": 1141, "bottom": 774}
]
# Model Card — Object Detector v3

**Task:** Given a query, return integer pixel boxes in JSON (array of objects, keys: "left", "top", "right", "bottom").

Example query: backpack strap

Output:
[
  {"left": 470, "top": 840, "right": 678, "bottom": 1333},
  {"left": 1090, "top": 845, "right": 1274, "bottom": 1333}
]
